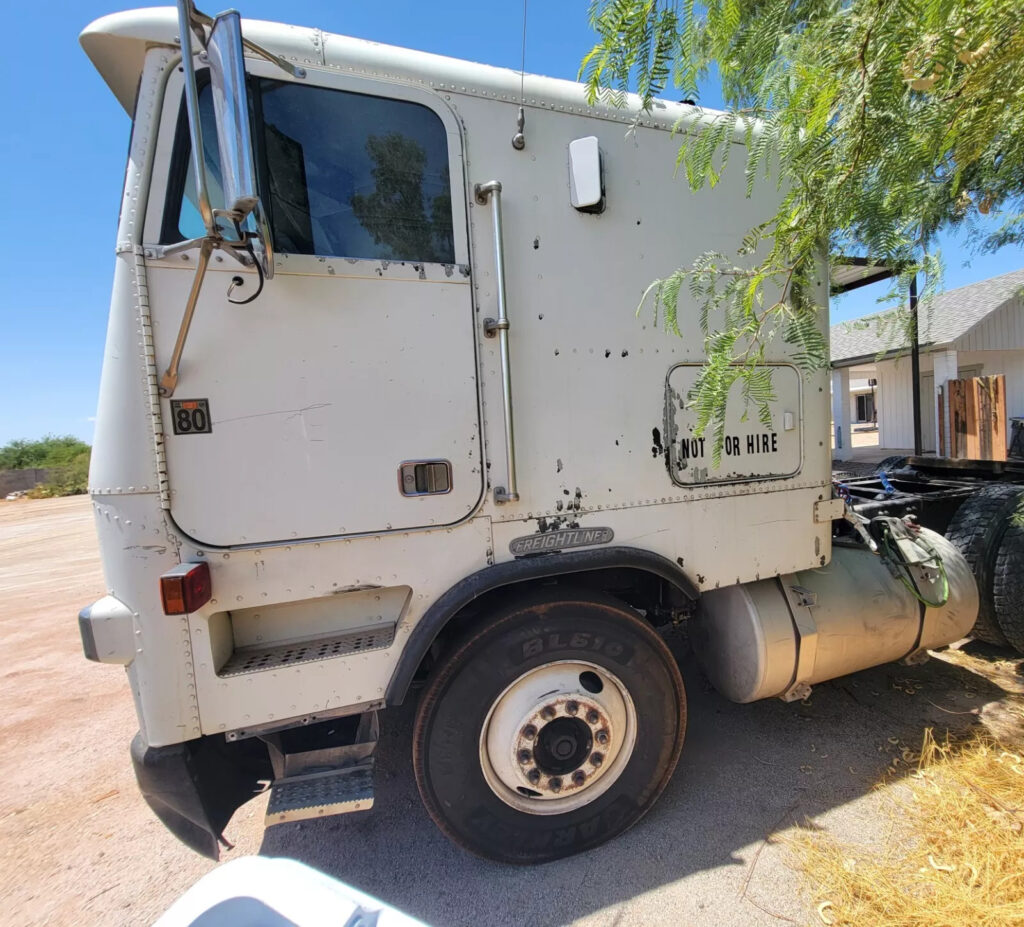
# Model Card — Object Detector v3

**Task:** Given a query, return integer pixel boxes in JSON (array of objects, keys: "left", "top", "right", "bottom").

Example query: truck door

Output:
[{"left": 149, "top": 69, "right": 482, "bottom": 547}]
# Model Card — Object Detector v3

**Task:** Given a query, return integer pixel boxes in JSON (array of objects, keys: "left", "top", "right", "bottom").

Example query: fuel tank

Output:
[{"left": 690, "top": 528, "right": 978, "bottom": 703}]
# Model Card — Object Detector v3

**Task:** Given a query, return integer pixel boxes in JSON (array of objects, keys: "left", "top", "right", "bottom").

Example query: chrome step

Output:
[
  {"left": 266, "top": 762, "right": 374, "bottom": 825},
  {"left": 219, "top": 624, "right": 396, "bottom": 677}
]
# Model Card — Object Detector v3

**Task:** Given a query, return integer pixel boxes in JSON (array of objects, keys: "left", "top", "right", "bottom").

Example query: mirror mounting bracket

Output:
[{"left": 183, "top": 0, "right": 307, "bottom": 80}]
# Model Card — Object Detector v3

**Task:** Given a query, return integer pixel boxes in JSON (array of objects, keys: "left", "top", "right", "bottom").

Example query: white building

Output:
[{"left": 830, "top": 268, "right": 1024, "bottom": 458}]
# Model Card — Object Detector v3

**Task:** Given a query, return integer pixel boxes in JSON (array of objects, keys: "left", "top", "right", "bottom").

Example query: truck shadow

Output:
[{"left": 258, "top": 647, "right": 1018, "bottom": 926}]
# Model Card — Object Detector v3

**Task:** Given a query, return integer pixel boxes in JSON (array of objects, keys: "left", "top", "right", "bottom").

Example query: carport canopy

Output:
[{"left": 830, "top": 256, "right": 898, "bottom": 295}]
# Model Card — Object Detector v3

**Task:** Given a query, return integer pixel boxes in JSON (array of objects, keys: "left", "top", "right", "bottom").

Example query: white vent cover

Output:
[{"left": 568, "top": 136, "right": 603, "bottom": 210}]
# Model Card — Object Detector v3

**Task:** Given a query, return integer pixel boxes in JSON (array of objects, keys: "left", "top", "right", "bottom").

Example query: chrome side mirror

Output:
[
  {"left": 162, "top": 0, "right": 286, "bottom": 397},
  {"left": 177, "top": 0, "right": 273, "bottom": 279},
  {"left": 206, "top": 11, "right": 259, "bottom": 222}
]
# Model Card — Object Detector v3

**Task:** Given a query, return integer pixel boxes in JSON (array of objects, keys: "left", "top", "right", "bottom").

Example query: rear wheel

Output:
[
  {"left": 993, "top": 522, "right": 1024, "bottom": 654},
  {"left": 944, "top": 485, "right": 1024, "bottom": 646},
  {"left": 412, "top": 589, "right": 686, "bottom": 863}
]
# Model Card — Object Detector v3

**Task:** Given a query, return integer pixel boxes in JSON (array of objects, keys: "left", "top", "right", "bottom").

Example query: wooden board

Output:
[
  {"left": 945, "top": 375, "right": 1007, "bottom": 461},
  {"left": 938, "top": 386, "right": 945, "bottom": 457}
]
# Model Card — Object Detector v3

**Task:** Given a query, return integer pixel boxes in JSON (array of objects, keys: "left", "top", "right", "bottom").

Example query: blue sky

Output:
[{"left": 0, "top": 1, "right": 1020, "bottom": 446}]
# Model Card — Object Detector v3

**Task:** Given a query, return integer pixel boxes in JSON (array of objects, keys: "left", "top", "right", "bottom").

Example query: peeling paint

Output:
[{"left": 651, "top": 427, "right": 663, "bottom": 459}]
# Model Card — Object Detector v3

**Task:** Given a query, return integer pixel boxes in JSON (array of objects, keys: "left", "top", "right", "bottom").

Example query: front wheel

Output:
[{"left": 412, "top": 589, "right": 686, "bottom": 863}]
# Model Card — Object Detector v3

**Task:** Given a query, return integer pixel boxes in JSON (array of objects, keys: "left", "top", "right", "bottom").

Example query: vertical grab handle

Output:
[{"left": 474, "top": 180, "right": 520, "bottom": 504}]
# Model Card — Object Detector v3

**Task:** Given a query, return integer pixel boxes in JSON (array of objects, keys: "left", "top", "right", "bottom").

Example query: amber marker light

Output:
[{"left": 160, "top": 562, "right": 212, "bottom": 615}]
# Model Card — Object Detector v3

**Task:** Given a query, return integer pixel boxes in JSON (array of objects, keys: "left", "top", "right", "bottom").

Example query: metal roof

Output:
[
  {"left": 830, "top": 257, "right": 898, "bottom": 295},
  {"left": 831, "top": 267, "right": 1024, "bottom": 365}
]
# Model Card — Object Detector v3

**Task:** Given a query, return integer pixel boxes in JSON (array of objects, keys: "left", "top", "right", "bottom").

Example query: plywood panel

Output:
[
  {"left": 938, "top": 386, "right": 945, "bottom": 457},
  {"left": 946, "top": 375, "right": 1007, "bottom": 460}
]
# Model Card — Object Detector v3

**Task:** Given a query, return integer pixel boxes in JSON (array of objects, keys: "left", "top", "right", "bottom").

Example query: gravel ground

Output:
[{"left": 1, "top": 495, "right": 1021, "bottom": 926}]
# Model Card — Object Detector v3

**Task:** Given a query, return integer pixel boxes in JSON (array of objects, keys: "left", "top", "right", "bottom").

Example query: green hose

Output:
[{"left": 878, "top": 522, "right": 950, "bottom": 608}]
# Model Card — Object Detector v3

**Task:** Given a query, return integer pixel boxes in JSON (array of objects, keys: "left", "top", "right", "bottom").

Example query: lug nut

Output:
[
  {"left": 522, "top": 724, "right": 537, "bottom": 739},
  {"left": 548, "top": 777, "right": 562, "bottom": 792},
  {"left": 586, "top": 709, "right": 600, "bottom": 724},
  {"left": 565, "top": 700, "right": 579, "bottom": 715},
  {"left": 572, "top": 770, "right": 586, "bottom": 786},
  {"left": 595, "top": 729, "right": 610, "bottom": 745},
  {"left": 527, "top": 768, "right": 541, "bottom": 784},
  {"left": 540, "top": 706, "right": 556, "bottom": 720},
  {"left": 590, "top": 752, "right": 604, "bottom": 766},
  {"left": 518, "top": 749, "right": 532, "bottom": 764}
]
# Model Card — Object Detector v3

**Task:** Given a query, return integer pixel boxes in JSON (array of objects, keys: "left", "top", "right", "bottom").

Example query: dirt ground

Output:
[
  {"left": 0, "top": 496, "right": 263, "bottom": 925},
  {"left": 1, "top": 496, "right": 1022, "bottom": 926}
]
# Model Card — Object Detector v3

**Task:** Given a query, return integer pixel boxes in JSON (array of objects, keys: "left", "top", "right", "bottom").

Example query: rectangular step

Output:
[
  {"left": 266, "top": 762, "right": 374, "bottom": 826},
  {"left": 218, "top": 624, "right": 395, "bottom": 677}
]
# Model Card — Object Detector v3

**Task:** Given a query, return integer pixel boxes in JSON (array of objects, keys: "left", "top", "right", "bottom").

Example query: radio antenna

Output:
[{"left": 512, "top": 0, "right": 527, "bottom": 149}]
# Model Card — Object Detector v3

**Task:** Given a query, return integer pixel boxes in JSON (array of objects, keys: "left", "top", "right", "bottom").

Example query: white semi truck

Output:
[{"left": 78, "top": 1, "right": 1020, "bottom": 864}]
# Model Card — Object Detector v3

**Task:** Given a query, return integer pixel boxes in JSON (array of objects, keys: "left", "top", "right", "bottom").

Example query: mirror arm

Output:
[
  {"left": 148, "top": 235, "right": 253, "bottom": 267},
  {"left": 183, "top": 0, "right": 306, "bottom": 81},
  {"left": 147, "top": 236, "right": 209, "bottom": 260},
  {"left": 240, "top": 37, "right": 307, "bottom": 80},
  {"left": 159, "top": 238, "right": 215, "bottom": 398},
  {"left": 177, "top": 0, "right": 216, "bottom": 237}
]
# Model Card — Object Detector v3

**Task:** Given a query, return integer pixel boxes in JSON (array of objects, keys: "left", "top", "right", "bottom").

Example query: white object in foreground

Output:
[{"left": 156, "top": 856, "right": 427, "bottom": 927}]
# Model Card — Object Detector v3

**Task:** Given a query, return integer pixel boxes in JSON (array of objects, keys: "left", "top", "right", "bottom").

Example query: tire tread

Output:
[
  {"left": 411, "top": 588, "right": 685, "bottom": 863},
  {"left": 944, "top": 484, "right": 1024, "bottom": 646},
  {"left": 993, "top": 521, "right": 1024, "bottom": 654}
]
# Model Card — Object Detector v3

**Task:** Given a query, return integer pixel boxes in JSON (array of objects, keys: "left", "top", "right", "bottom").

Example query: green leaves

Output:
[
  {"left": 0, "top": 435, "right": 91, "bottom": 470},
  {"left": 583, "top": 0, "right": 1024, "bottom": 446}
]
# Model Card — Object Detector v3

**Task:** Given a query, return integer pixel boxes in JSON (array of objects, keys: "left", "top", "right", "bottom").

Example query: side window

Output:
[
  {"left": 167, "top": 79, "right": 455, "bottom": 264},
  {"left": 174, "top": 83, "right": 227, "bottom": 241}
]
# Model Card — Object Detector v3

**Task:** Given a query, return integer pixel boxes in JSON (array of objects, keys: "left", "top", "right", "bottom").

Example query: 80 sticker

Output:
[{"left": 170, "top": 399, "right": 212, "bottom": 435}]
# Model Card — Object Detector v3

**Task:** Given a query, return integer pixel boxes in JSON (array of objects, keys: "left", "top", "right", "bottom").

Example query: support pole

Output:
[{"left": 910, "top": 273, "right": 922, "bottom": 456}]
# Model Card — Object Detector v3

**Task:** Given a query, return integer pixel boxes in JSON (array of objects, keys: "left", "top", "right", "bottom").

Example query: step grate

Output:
[
  {"left": 266, "top": 763, "right": 375, "bottom": 825},
  {"left": 219, "top": 624, "right": 396, "bottom": 677}
]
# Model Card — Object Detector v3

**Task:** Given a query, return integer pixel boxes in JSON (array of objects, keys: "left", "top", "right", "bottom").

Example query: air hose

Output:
[{"left": 873, "top": 516, "right": 950, "bottom": 608}]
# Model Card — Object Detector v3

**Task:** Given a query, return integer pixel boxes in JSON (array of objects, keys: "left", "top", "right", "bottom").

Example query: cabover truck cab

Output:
[{"left": 78, "top": 3, "right": 983, "bottom": 863}]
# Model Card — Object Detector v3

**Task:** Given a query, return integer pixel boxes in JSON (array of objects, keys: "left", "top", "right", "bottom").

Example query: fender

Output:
[{"left": 386, "top": 546, "right": 699, "bottom": 705}]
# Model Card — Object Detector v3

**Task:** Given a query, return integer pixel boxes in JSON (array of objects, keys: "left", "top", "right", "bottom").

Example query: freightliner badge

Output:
[{"left": 509, "top": 527, "right": 614, "bottom": 556}]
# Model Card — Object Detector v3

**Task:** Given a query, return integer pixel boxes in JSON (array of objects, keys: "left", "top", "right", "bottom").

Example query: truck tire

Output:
[
  {"left": 412, "top": 589, "right": 686, "bottom": 863},
  {"left": 993, "top": 522, "right": 1024, "bottom": 654},
  {"left": 875, "top": 455, "right": 907, "bottom": 474},
  {"left": 944, "top": 484, "right": 1024, "bottom": 646}
]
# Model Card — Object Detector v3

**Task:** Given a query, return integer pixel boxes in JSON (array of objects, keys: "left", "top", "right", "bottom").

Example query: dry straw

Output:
[{"left": 791, "top": 729, "right": 1024, "bottom": 926}]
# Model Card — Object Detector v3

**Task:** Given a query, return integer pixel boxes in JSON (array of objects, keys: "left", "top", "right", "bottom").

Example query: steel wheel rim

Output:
[{"left": 478, "top": 660, "right": 638, "bottom": 815}]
